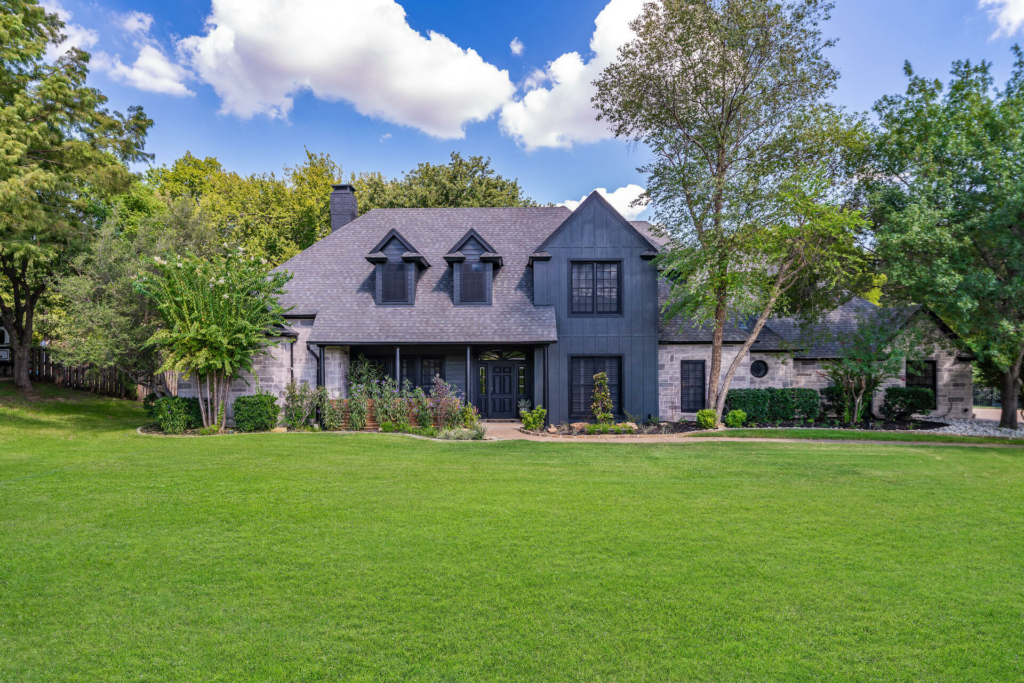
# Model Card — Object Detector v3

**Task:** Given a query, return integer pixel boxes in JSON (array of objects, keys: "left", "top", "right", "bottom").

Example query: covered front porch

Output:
[{"left": 346, "top": 344, "right": 546, "bottom": 420}]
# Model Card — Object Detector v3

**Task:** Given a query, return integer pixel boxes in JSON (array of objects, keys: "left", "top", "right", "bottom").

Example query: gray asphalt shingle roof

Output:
[{"left": 273, "top": 207, "right": 572, "bottom": 344}]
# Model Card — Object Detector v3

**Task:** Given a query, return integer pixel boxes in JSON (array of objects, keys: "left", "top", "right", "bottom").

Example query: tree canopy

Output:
[
  {"left": 866, "top": 49, "right": 1024, "bottom": 428},
  {"left": 0, "top": 0, "right": 152, "bottom": 390}
]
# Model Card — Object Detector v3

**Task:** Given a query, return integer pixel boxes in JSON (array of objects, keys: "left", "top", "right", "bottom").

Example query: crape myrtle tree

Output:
[
  {"left": 136, "top": 249, "right": 293, "bottom": 432},
  {"left": 0, "top": 0, "right": 152, "bottom": 391},
  {"left": 867, "top": 50, "right": 1024, "bottom": 429},
  {"left": 594, "top": 0, "right": 870, "bottom": 418}
]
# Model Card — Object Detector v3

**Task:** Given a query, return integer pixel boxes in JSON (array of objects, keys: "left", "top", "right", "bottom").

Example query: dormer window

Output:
[
  {"left": 366, "top": 229, "right": 429, "bottom": 306},
  {"left": 446, "top": 229, "right": 501, "bottom": 306},
  {"left": 381, "top": 262, "right": 408, "bottom": 303}
]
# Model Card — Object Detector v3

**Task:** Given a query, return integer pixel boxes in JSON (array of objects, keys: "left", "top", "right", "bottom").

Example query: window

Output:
[
  {"left": 479, "top": 350, "right": 526, "bottom": 361},
  {"left": 750, "top": 360, "right": 769, "bottom": 378},
  {"left": 518, "top": 365, "right": 526, "bottom": 396},
  {"left": 459, "top": 261, "right": 488, "bottom": 303},
  {"left": 570, "top": 356, "right": 621, "bottom": 417},
  {"left": 906, "top": 360, "right": 938, "bottom": 409},
  {"left": 381, "top": 262, "right": 408, "bottom": 303},
  {"left": 571, "top": 262, "right": 619, "bottom": 315},
  {"left": 421, "top": 358, "right": 444, "bottom": 388},
  {"left": 681, "top": 361, "right": 706, "bottom": 412}
]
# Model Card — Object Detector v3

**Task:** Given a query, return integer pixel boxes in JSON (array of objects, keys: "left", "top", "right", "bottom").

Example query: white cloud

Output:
[
  {"left": 981, "top": 0, "right": 1024, "bottom": 37},
  {"left": 40, "top": 1, "right": 99, "bottom": 61},
  {"left": 380, "top": 132, "right": 392, "bottom": 142},
  {"left": 510, "top": 37, "right": 524, "bottom": 56},
  {"left": 499, "top": 0, "right": 645, "bottom": 150},
  {"left": 93, "top": 45, "right": 194, "bottom": 96},
  {"left": 117, "top": 11, "right": 155, "bottom": 35},
  {"left": 562, "top": 185, "right": 648, "bottom": 221},
  {"left": 176, "top": 0, "right": 516, "bottom": 139}
]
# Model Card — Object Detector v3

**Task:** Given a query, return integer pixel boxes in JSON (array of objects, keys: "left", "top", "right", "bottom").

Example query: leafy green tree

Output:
[
  {"left": 136, "top": 250, "right": 292, "bottom": 432},
  {"left": 49, "top": 184, "right": 226, "bottom": 392},
  {"left": 594, "top": 0, "right": 867, "bottom": 417},
  {"left": 0, "top": 0, "right": 152, "bottom": 391},
  {"left": 350, "top": 152, "right": 536, "bottom": 213},
  {"left": 867, "top": 50, "right": 1024, "bottom": 429}
]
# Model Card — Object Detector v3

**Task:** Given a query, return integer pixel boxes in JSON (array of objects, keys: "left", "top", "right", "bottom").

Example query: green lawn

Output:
[
  {"left": 688, "top": 427, "right": 1024, "bottom": 446},
  {"left": 2, "top": 383, "right": 1023, "bottom": 681}
]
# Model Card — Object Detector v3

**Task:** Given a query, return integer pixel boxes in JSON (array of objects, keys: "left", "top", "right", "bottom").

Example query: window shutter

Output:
[{"left": 680, "top": 361, "right": 706, "bottom": 412}]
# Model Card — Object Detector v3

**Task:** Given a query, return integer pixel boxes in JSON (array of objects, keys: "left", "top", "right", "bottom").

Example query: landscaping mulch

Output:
[{"left": 742, "top": 419, "right": 947, "bottom": 432}]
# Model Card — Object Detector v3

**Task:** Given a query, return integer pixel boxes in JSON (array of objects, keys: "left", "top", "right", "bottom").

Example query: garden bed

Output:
[
  {"left": 521, "top": 417, "right": 947, "bottom": 438},
  {"left": 739, "top": 419, "right": 947, "bottom": 432}
]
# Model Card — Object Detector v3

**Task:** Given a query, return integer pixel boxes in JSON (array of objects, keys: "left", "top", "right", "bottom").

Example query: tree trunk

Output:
[
  {"left": 12, "top": 340, "right": 32, "bottom": 391},
  {"left": 706, "top": 300, "right": 727, "bottom": 411},
  {"left": 999, "top": 367, "right": 1021, "bottom": 430}
]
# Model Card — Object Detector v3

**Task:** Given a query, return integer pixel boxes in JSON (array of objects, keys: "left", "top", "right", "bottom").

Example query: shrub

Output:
[
  {"left": 725, "top": 389, "right": 770, "bottom": 423},
  {"left": 233, "top": 391, "right": 280, "bottom": 432},
  {"left": 143, "top": 392, "right": 159, "bottom": 418},
  {"left": 438, "top": 428, "right": 476, "bottom": 440},
  {"left": 319, "top": 390, "right": 346, "bottom": 431},
  {"left": 880, "top": 387, "right": 935, "bottom": 421},
  {"left": 460, "top": 404, "right": 480, "bottom": 428},
  {"left": 348, "top": 385, "right": 368, "bottom": 431},
  {"left": 790, "top": 388, "right": 821, "bottom": 421},
  {"left": 725, "top": 409, "right": 747, "bottom": 428},
  {"left": 153, "top": 397, "right": 192, "bottom": 434},
  {"left": 430, "top": 375, "right": 464, "bottom": 430},
  {"left": 696, "top": 409, "right": 718, "bottom": 430},
  {"left": 379, "top": 421, "right": 396, "bottom": 433},
  {"left": 371, "top": 376, "right": 406, "bottom": 426},
  {"left": 820, "top": 385, "right": 846, "bottom": 418},
  {"left": 517, "top": 398, "right": 532, "bottom": 418},
  {"left": 591, "top": 372, "right": 614, "bottom": 424},
  {"left": 283, "top": 380, "right": 318, "bottom": 430},
  {"left": 521, "top": 405, "right": 547, "bottom": 431},
  {"left": 470, "top": 423, "right": 487, "bottom": 440},
  {"left": 411, "top": 386, "right": 432, "bottom": 428},
  {"left": 409, "top": 426, "right": 437, "bottom": 438},
  {"left": 725, "top": 388, "right": 820, "bottom": 423}
]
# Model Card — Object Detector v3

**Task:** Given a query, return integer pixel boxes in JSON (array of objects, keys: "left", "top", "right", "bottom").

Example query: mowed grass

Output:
[
  {"left": 2, "top": 383, "right": 1023, "bottom": 681},
  {"left": 688, "top": 427, "right": 1024, "bottom": 446}
]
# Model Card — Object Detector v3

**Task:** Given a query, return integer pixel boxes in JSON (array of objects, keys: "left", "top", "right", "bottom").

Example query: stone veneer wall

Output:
[
  {"left": 176, "top": 317, "right": 351, "bottom": 424},
  {"left": 659, "top": 341, "right": 973, "bottom": 422}
]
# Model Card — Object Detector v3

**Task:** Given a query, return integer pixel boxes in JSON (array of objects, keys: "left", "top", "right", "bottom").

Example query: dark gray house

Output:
[{"left": 178, "top": 184, "right": 973, "bottom": 424}]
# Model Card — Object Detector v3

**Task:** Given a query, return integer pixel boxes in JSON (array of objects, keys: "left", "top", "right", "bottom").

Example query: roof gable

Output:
[{"left": 536, "top": 190, "right": 658, "bottom": 253}]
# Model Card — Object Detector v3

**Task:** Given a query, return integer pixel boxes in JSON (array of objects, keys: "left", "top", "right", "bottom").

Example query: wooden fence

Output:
[{"left": 0, "top": 347, "right": 133, "bottom": 398}]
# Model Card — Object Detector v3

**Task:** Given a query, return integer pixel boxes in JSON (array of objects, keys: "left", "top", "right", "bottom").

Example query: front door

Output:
[{"left": 489, "top": 363, "right": 516, "bottom": 418}]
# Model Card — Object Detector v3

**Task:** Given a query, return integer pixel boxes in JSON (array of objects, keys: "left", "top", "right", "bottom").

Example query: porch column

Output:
[
  {"left": 395, "top": 346, "right": 400, "bottom": 384},
  {"left": 466, "top": 346, "right": 472, "bottom": 407}
]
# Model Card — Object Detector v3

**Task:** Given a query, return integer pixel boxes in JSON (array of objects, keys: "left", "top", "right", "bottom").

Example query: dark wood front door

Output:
[{"left": 489, "top": 363, "right": 516, "bottom": 418}]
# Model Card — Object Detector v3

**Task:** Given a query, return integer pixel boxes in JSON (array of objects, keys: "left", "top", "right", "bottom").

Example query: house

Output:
[
  {"left": 178, "top": 184, "right": 973, "bottom": 424},
  {"left": 0, "top": 326, "right": 11, "bottom": 368}
]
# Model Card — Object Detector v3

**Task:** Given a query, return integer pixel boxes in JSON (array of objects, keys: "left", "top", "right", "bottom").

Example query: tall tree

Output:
[
  {"left": 0, "top": 0, "right": 152, "bottom": 391},
  {"left": 350, "top": 152, "right": 537, "bottom": 213},
  {"left": 594, "top": 0, "right": 856, "bottom": 416},
  {"left": 867, "top": 50, "right": 1024, "bottom": 429}
]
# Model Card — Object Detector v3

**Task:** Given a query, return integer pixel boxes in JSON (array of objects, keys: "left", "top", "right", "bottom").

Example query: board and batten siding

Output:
[{"left": 532, "top": 196, "right": 660, "bottom": 424}]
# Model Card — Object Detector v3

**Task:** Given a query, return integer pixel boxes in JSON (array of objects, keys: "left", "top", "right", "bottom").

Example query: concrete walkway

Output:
[{"left": 480, "top": 421, "right": 1024, "bottom": 448}]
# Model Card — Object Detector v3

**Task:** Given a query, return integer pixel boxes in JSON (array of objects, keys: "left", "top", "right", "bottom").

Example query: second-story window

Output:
[
  {"left": 460, "top": 261, "right": 487, "bottom": 303},
  {"left": 571, "top": 261, "right": 620, "bottom": 315},
  {"left": 381, "top": 262, "right": 408, "bottom": 303}
]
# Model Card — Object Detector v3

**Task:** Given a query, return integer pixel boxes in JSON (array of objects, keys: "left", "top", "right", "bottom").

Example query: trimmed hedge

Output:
[
  {"left": 725, "top": 388, "right": 810, "bottom": 423},
  {"left": 725, "top": 388, "right": 820, "bottom": 423},
  {"left": 233, "top": 393, "right": 281, "bottom": 432},
  {"left": 880, "top": 387, "right": 934, "bottom": 421}
]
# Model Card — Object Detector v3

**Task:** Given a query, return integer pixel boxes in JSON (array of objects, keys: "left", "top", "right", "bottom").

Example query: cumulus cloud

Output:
[
  {"left": 176, "top": 0, "right": 516, "bottom": 139},
  {"left": 92, "top": 9, "right": 192, "bottom": 96},
  {"left": 562, "top": 185, "right": 648, "bottom": 221},
  {"left": 40, "top": 1, "right": 99, "bottom": 61},
  {"left": 93, "top": 46, "right": 194, "bottom": 96},
  {"left": 981, "top": 0, "right": 1024, "bottom": 37},
  {"left": 380, "top": 132, "right": 392, "bottom": 142},
  {"left": 510, "top": 37, "right": 524, "bottom": 56},
  {"left": 117, "top": 11, "right": 155, "bottom": 35},
  {"left": 499, "top": 0, "right": 645, "bottom": 150}
]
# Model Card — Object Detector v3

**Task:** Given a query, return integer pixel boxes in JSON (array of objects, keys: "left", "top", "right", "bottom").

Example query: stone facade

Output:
[
  {"left": 177, "top": 318, "right": 351, "bottom": 424},
  {"left": 659, "top": 333, "right": 973, "bottom": 422}
]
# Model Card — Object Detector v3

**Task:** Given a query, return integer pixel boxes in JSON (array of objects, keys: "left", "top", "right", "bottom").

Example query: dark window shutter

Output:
[
  {"left": 382, "top": 262, "right": 408, "bottom": 302},
  {"left": 570, "top": 356, "right": 621, "bottom": 417}
]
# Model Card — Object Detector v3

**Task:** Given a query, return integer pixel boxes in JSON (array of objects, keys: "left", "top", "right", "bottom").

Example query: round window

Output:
[{"left": 750, "top": 360, "right": 769, "bottom": 378}]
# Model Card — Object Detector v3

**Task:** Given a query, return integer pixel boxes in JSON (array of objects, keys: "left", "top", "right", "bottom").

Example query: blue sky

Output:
[{"left": 44, "top": 0, "right": 1024, "bottom": 219}]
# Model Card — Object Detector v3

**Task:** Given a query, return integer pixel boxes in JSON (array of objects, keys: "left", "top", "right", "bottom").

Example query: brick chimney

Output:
[{"left": 330, "top": 184, "right": 358, "bottom": 233}]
